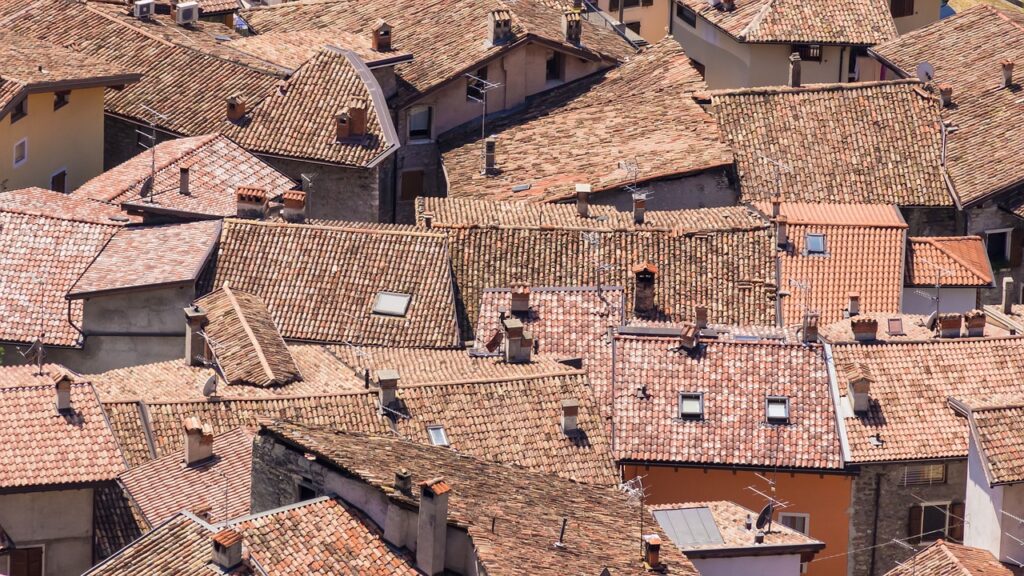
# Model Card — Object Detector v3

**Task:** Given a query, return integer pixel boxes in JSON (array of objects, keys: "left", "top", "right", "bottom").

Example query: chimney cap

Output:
[
  {"left": 212, "top": 528, "right": 243, "bottom": 548},
  {"left": 373, "top": 18, "right": 391, "bottom": 31},
  {"left": 236, "top": 186, "right": 268, "bottom": 203},
  {"left": 183, "top": 416, "right": 213, "bottom": 435},
  {"left": 561, "top": 398, "right": 580, "bottom": 410},
  {"left": 420, "top": 477, "right": 451, "bottom": 496},
  {"left": 632, "top": 261, "right": 659, "bottom": 275},
  {"left": 377, "top": 369, "right": 400, "bottom": 383},
  {"left": 575, "top": 183, "right": 592, "bottom": 194}
]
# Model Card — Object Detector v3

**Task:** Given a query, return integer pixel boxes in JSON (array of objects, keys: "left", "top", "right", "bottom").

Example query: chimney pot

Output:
[
  {"left": 965, "top": 309, "right": 986, "bottom": 337},
  {"left": 937, "top": 313, "right": 963, "bottom": 338},
  {"left": 53, "top": 370, "right": 72, "bottom": 412},
  {"left": 847, "top": 363, "right": 872, "bottom": 414},
  {"left": 561, "top": 399, "right": 580, "bottom": 434},
  {"left": 281, "top": 190, "right": 306, "bottom": 223},
  {"left": 788, "top": 53, "right": 801, "bottom": 88},
  {"left": 226, "top": 94, "right": 246, "bottom": 122},
  {"left": 489, "top": 9, "right": 513, "bottom": 45},
  {"left": 776, "top": 215, "right": 788, "bottom": 249},
  {"left": 236, "top": 187, "right": 269, "bottom": 219},
  {"left": 562, "top": 9, "right": 582, "bottom": 44},
  {"left": 184, "top": 305, "right": 208, "bottom": 366},
  {"left": 801, "top": 312, "right": 819, "bottom": 343},
  {"left": 211, "top": 529, "right": 243, "bottom": 570},
  {"left": 695, "top": 305, "right": 708, "bottom": 329},
  {"left": 395, "top": 468, "right": 412, "bottom": 494},
  {"left": 938, "top": 83, "right": 954, "bottom": 107},
  {"left": 417, "top": 478, "right": 451, "bottom": 575},
  {"left": 575, "top": 183, "right": 592, "bottom": 218},
  {"left": 372, "top": 20, "right": 392, "bottom": 52},
  {"left": 179, "top": 165, "right": 191, "bottom": 196},
  {"left": 851, "top": 317, "right": 878, "bottom": 342},
  {"left": 847, "top": 292, "right": 861, "bottom": 317},
  {"left": 510, "top": 285, "right": 530, "bottom": 314},
  {"left": 502, "top": 317, "right": 533, "bottom": 363},
  {"left": 744, "top": 514, "right": 753, "bottom": 530},
  {"left": 755, "top": 530, "right": 765, "bottom": 544},
  {"left": 632, "top": 261, "right": 658, "bottom": 316},
  {"left": 643, "top": 534, "right": 663, "bottom": 569},
  {"left": 632, "top": 193, "right": 646, "bottom": 224},
  {"left": 1003, "top": 277, "right": 1015, "bottom": 315},
  {"left": 183, "top": 416, "right": 214, "bottom": 465},
  {"left": 377, "top": 369, "right": 400, "bottom": 409},
  {"left": 1003, "top": 59, "right": 1015, "bottom": 89},
  {"left": 483, "top": 137, "right": 497, "bottom": 176}
]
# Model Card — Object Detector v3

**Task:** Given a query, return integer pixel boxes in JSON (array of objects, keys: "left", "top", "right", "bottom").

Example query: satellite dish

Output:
[
  {"left": 916, "top": 62, "right": 935, "bottom": 82},
  {"left": 201, "top": 374, "right": 218, "bottom": 398},
  {"left": 755, "top": 503, "right": 774, "bottom": 530}
]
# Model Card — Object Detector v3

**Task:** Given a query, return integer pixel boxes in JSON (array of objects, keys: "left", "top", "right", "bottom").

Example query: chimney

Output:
[
  {"left": 776, "top": 215, "right": 788, "bottom": 249},
  {"left": 483, "top": 137, "right": 497, "bottom": 176},
  {"left": 788, "top": 53, "right": 801, "bottom": 88},
  {"left": 489, "top": 9, "right": 513, "bottom": 45},
  {"left": 347, "top": 98, "right": 368, "bottom": 137},
  {"left": 211, "top": 529, "right": 243, "bottom": 571},
  {"left": 938, "top": 83, "right": 954, "bottom": 107},
  {"left": 184, "top": 304, "right": 208, "bottom": 366},
  {"left": 372, "top": 19, "right": 392, "bottom": 52},
  {"left": 632, "top": 261, "right": 658, "bottom": 316},
  {"left": 937, "top": 313, "right": 962, "bottom": 338},
  {"left": 510, "top": 285, "right": 530, "bottom": 314},
  {"left": 679, "top": 322, "right": 699, "bottom": 350},
  {"left": 561, "top": 399, "right": 579, "bottom": 434},
  {"left": 416, "top": 478, "right": 451, "bottom": 576},
  {"left": 1003, "top": 59, "right": 1015, "bottom": 89},
  {"left": 721, "top": 0, "right": 735, "bottom": 10},
  {"left": 801, "top": 312, "right": 819, "bottom": 343},
  {"left": 236, "top": 187, "right": 269, "bottom": 219},
  {"left": 1003, "top": 277, "right": 1015, "bottom": 315},
  {"left": 183, "top": 416, "right": 214, "bottom": 465},
  {"left": 335, "top": 111, "right": 351, "bottom": 141},
  {"left": 847, "top": 292, "right": 861, "bottom": 318},
  {"left": 633, "top": 192, "right": 646, "bottom": 224},
  {"left": 771, "top": 194, "right": 782, "bottom": 218},
  {"left": 965, "top": 309, "right": 986, "bottom": 337},
  {"left": 281, "top": 190, "right": 306, "bottom": 223},
  {"left": 395, "top": 468, "right": 412, "bottom": 495},
  {"left": 575, "top": 183, "right": 591, "bottom": 218},
  {"left": 755, "top": 531, "right": 765, "bottom": 544},
  {"left": 502, "top": 316, "right": 533, "bottom": 363},
  {"left": 643, "top": 534, "right": 663, "bottom": 569},
  {"left": 179, "top": 162, "right": 192, "bottom": 196},
  {"left": 226, "top": 94, "right": 246, "bottom": 122},
  {"left": 54, "top": 370, "right": 73, "bottom": 412},
  {"left": 847, "top": 364, "right": 872, "bottom": 414},
  {"left": 851, "top": 317, "right": 878, "bottom": 342},
  {"left": 562, "top": 9, "right": 582, "bottom": 44},
  {"left": 377, "top": 369, "right": 400, "bottom": 408},
  {"left": 695, "top": 305, "right": 709, "bottom": 329}
]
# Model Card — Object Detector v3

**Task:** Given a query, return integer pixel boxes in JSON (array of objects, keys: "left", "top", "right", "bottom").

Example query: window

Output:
[
  {"left": 625, "top": 21, "right": 642, "bottom": 34},
  {"left": 677, "top": 2, "right": 697, "bottom": 26},
  {"left": 890, "top": 0, "right": 914, "bottom": 18},
  {"left": 887, "top": 318, "right": 905, "bottom": 336},
  {"left": 427, "top": 425, "right": 450, "bottom": 446},
  {"left": 794, "top": 44, "right": 823, "bottom": 62},
  {"left": 11, "top": 97, "right": 26, "bottom": 123},
  {"left": 986, "top": 229, "right": 1012, "bottom": 267},
  {"left": 400, "top": 170, "right": 425, "bottom": 201},
  {"left": 13, "top": 138, "right": 27, "bottom": 167},
  {"left": 372, "top": 291, "right": 412, "bottom": 317},
  {"left": 779, "top": 513, "right": 810, "bottom": 534},
  {"left": 408, "top": 106, "right": 432, "bottom": 141},
  {"left": 805, "top": 233, "right": 826, "bottom": 255},
  {"left": 467, "top": 66, "right": 487, "bottom": 102},
  {"left": 766, "top": 396, "right": 790, "bottom": 424},
  {"left": 54, "top": 91, "right": 70, "bottom": 110},
  {"left": 908, "top": 502, "right": 964, "bottom": 543},
  {"left": 678, "top": 392, "right": 704, "bottom": 419},
  {"left": 6, "top": 547, "right": 43, "bottom": 576},
  {"left": 546, "top": 51, "right": 564, "bottom": 82},
  {"left": 901, "top": 463, "right": 946, "bottom": 486},
  {"left": 50, "top": 170, "right": 66, "bottom": 194},
  {"left": 295, "top": 478, "right": 317, "bottom": 502}
]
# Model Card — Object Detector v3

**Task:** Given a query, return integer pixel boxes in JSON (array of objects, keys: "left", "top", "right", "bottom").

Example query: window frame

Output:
[
  {"left": 372, "top": 291, "right": 412, "bottom": 318},
  {"left": 914, "top": 501, "right": 951, "bottom": 542},
  {"left": 3, "top": 545, "right": 45, "bottom": 576},
  {"left": 805, "top": 233, "right": 827, "bottom": 256},
  {"left": 50, "top": 167, "right": 67, "bottom": 194},
  {"left": 408, "top": 106, "right": 433, "bottom": 142},
  {"left": 986, "top": 228, "right": 1013, "bottom": 268},
  {"left": 11, "top": 97, "right": 27, "bottom": 123},
  {"left": 901, "top": 463, "right": 946, "bottom": 486},
  {"left": 54, "top": 90, "right": 70, "bottom": 111},
  {"left": 545, "top": 50, "right": 565, "bottom": 83},
  {"left": 676, "top": 2, "right": 697, "bottom": 27},
  {"left": 794, "top": 44, "right": 823, "bottom": 62},
  {"left": 778, "top": 512, "right": 810, "bottom": 535},
  {"left": 890, "top": 0, "right": 915, "bottom": 18},
  {"left": 766, "top": 395, "right": 791, "bottom": 424},
  {"left": 427, "top": 424, "right": 450, "bottom": 447},
  {"left": 13, "top": 138, "right": 27, "bottom": 168},
  {"left": 678, "top": 391, "right": 704, "bottom": 420}
]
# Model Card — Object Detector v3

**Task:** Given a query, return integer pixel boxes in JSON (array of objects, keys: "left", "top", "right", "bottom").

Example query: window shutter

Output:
[
  {"left": 949, "top": 502, "right": 965, "bottom": 542},
  {"left": 1011, "top": 228, "right": 1023, "bottom": 267},
  {"left": 907, "top": 505, "right": 923, "bottom": 544},
  {"left": 609, "top": 0, "right": 620, "bottom": 10}
]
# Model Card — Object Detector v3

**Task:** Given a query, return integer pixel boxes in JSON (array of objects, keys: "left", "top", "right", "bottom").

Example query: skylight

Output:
[
  {"left": 805, "top": 233, "right": 826, "bottom": 255},
  {"left": 427, "top": 425, "right": 449, "bottom": 447},
  {"left": 887, "top": 318, "right": 905, "bottom": 336},
  {"left": 678, "top": 392, "right": 704, "bottom": 419},
  {"left": 372, "top": 291, "right": 412, "bottom": 317},
  {"left": 766, "top": 396, "right": 790, "bottom": 424}
]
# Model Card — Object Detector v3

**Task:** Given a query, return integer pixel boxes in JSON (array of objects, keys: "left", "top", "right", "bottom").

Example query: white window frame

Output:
[
  {"left": 427, "top": 424, "right": 450, "bottom": 447},
  {"left": 805, "top": 233, "right": 827, "bottom": 255},
  {"left": 407, "top": 105, "right": 433, "bottom": 143},
  {"left": 678, "top": 391, "right": 704, "bottom": 420},
  {"left": 13, "top": 137, "right": 27, "bottom": 168},
  {"left": 915, "top": 501, "right": 951, "bottom": 542},
  {"left": 372, "top": 291, "right": 412, "bottom": 318},
  {"left": 778, "top": 512, "right": 810, "bottom": 534},
  {"left": 766, "top": 395, "right": 791, "bottom": 424},
  {"left": 985, "top": 228, "right": 1013, "bottom": 265}
]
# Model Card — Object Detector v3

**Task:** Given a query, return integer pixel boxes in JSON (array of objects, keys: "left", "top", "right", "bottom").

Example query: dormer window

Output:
[
  {"left": 372, "top": 291, "right": 412, "bottom": 317},
  {"left": 427, "top": 425, "right": 449, "bottom": 447},
  {"left": 887, "top": 318, "right": 905, "bottom": 336},
  {"left": 766, "top": 396, "right": 790, "bottom": 424},
  {"left": 678, "top": 392, "right": 704, "bottom": 420},
  {"left": 11, "top": 97, "right": 26, "bottom": 123},
  {"left": 805, "top": 233, "right": 826, "bottom": 255}
]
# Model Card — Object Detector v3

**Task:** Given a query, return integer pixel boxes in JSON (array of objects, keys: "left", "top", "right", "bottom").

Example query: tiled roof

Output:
[
  {"left": 259, "top": 422, "right": 700, "bottom": 575},
  {"left": 74, "top": 134, "right": 296, "bottom": 219},
  {"left": 0, "top": 366, "right": 125, "bottom": 488},
  {"left": 712, "top": 81, "right": 951, "bottom": 206},
  {"left": 884, "top": 540, "right": 1013, "bottom": 576},
  {"left": 224, "top": 47, "right": 398, "bottom": 168},
  {"left": 120, "top": 427, "right": 253, "bottom": 525},
  {"left": 651, "top": 501, "right": 824, "bottom": 554},
  {"left": 325, "top": 345, "right": 575, "bottom": 383},
  {"left": 228, "top": 27, "right": 413, "bottom": 69},
  {"left": 833, "top": 337, "right": 1024, "bottom": 462},
  {"left": 194, "top": 286, "right": 302, "bottom": 387},
  {"left": 239, "top": 0, "right": 634, "bottom": 108},
  {"left": 0, "top": 188, "right": 123, "bottom": 346},
  {"left": 86, "top": 497, "right": 420, "bottom": 576},
  {"left": 961, "top": 399, "right": 1024, "bottom": 485},
  {"left": 93, "top": 482, "right": 149, "bottom": 561},
  {"left": 821, "top": 313, "right": 937, "bottom": 342},
  {"left": 872, "top": 6, "right": 1024, "bottom": 207},
  {"left": 68, "top": 220, "right": 221, "bottom": 298},
  {"left": 769, "top": 202, "right": 907, "bottom": 324},
  {"left": 907, "top": 237, "right": 994, "bottom": 287},
  {"left": 613, "top": 337, "right": 842, "bottom": 469},
  {"left": 210, "top": 219, "right": 461, "bottom": 348},
  {"left": 420, "top": 198, "right": 778, "bottom": 337},
  {"left": 677, "top": 0, "right": 897, "bottom": 43},
  {"left": 440, "top": 39, "right": 733, "bottom": 202}
]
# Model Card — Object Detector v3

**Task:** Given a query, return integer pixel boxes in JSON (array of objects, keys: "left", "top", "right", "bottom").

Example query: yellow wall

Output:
[
  {"left": 623, "top": 463, "right": 853, "bottom": 576},
  {"left": 0, "top": 87, "right": 105, "bottom": 193},
  {"left": 598, "top": 0, "right": 673, "bottom": 43},
  {"left": 893, "top": 0, "right": 941, "bottom": 34}
]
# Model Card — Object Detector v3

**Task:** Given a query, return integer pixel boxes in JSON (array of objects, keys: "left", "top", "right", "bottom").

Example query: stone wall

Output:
[
  {"left": 104, "top": 115, "right": 178, "bottom": 171},
  {"left": 899, "top": 206, "right": 960, "bottom": 237},
  {"left": 966, "top": 204, "right": 1024, "bottom": 305},
  {"left": 260, "top": 155, "right": 385, "bottom": 222}
]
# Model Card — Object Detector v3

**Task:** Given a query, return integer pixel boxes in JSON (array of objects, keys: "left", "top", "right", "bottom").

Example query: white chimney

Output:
[
  {"left": 183, "top": 417, "right": 214, "bottom": 465},
  {"left": 788, "top": 53, "right": 801, "bottom": 88},
  {"left": 1003, "top": 277, "right": 1015, "bottom": 314},
  {"left": 281, "top": 190, "right": 306, "bottom": 223},
  {"left": 211, "top": 529, "right": 243, "bottom": 571},
  {"left": 417, "top": 478, "right": 451, "bottom": 575},
  {"left": 184, "top": 305, "right": 208, "bottom": 366},
  {"left": 847, "top": 364, "right": 872, "bottom": 414},
  {"left": 502, "top": 317, "right": 533, "bottom": 363},
  {"left": 1003, "top": 59, "right": 1015, "bottom": 89},
  {"left": 54, "top": 370, "right": 73, "bottom": 412},
  {"left": 561, "top": 399, "right": 579, "bottom": 434},
  {"left": 575, "top": 183, "right": 591, "bottom": 218},
  {"left": 377, "top": 369, "right": 400, "bottom": 409}
]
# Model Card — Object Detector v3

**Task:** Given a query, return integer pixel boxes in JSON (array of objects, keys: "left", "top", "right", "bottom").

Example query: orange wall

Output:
[{"left": 624, "top": 464, "right": 852, "bottom": 576}]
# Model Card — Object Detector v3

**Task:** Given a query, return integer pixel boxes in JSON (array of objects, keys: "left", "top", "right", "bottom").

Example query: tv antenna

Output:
[
  {"left": 788, "top": 279, "right": 815, "bottom": 315},
  {"left": 465, "top": 72, "right": 502, "bottom": 172},
  {"left": 619, "top": 475, "right": 648, "bottom": 559},
  {"left": 912, "top": 256, "right": 952, "bottom": 319},
  {"left": 138, "top": 104, "right": 167, "bottom": 204},
  {"left": 757, "top": 153, "right": 792, "bottom": 201}
]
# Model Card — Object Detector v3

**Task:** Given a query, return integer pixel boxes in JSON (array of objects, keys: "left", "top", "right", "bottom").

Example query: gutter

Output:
[
  {"left": 823, "top": 342, "right": 853, "bottom": 464},
  {"left": 682, "top": 541, "right": 826, "bottom": 559}
]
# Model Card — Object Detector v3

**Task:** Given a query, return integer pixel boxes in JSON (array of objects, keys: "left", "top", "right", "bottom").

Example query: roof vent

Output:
[
  {"left": 851, "top": 317, "right": 877, "bottom": 342},
  {"left": 938, "top": 83, "right": 954, "bottom": 108},
  {"left": 372, "top": 20, "right": 392, "bottom": 52},
  {"left": 679, "top": 322, "right": 699, "bottom": 350},
  {"left": 575, "top": 183, "right": 591, "bottom": 218},
  {"left": 965, "top": 309, "right": 986, "bottom": 337},
  {"left": 489, "top": 9, "right": 513, "bottom": 45},
  {"left": 211, "top": 529, "right": 243, "bottom": 571},
  {"left": 561, "top": 399, "right": 579, "bottom": 434},
  {"left": 562, "top": 9, "right": 582, "bottom": 44},
  {"left": 937, "top": 313, "right": 962, "bottom": 338},
  {"left": 788, "top": 53, "right": 801, "bottom": 88},
  {"left": 53, "top": 369, "right": 73, "bottom": 413},
  {"left": 1003, "top": 59, "right": 1015, "bottom": 89},
  {"left": 226, "top": 94, "right": 246, "bottom": 122},
  {"left": 183, "top": 416, "right": 214, "bottom": 465}
]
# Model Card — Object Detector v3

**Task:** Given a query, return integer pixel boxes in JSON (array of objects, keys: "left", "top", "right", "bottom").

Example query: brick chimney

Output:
[
  {"left": 802, "top": 312, "right": 819, "bottom": 343},
  {"left": 510, "top": 285, "right": 530, "bottom": 314},
  {"left": 846, "top": 292, "right": 860, "bottom": 318},
  {"left": 184, "top": 304, "right": 208, "bottom": 366},
  {"left": 1003, "top": 277, "right": 1015, "bottom": 315},
  {"left": 236, "top": 187, "right": 268, "bottom": 219},
  {"left": 632, "top": 192, "right": 646, "bottom": 224},
  {"left": 965, "top": 309, "right": 986, "bottom": 337},
  {"left": 348, "top": 98, "right": 368, "bottom": 137},
  {"left": 576, "top": 183, "right": 591, "bottom": 218},
  {"left": 377, "top": 369, "right": 399, "bottom": 409},
  {"left": 54, "top": 369, "right": 73, "bottom": 412},
  {"left": 483, "top": 137, "right": 497, "bottom": 176},
  {"left": 281, "top": 190, "right": 306, "bottom": 223},
  {"left": 211, "top": 529, "right": 243, "bottom": 571},
  {"left": 938, "top": 83, "right": 954, "bottom": 107},
  {"left": 416, "top": 478, "right": 451, "bottom": 576},
  {"left": 695, "top": 305, "right": 708, "bottom": 329},
  {"left": 561, "top": 399, "right": 579, "bottom": 434},
  {"left": 179, "top": 160, "right": 194, "bottom": 196},
  {"left": 501, "top": 316, "right": 533, "bottom": 363},
  {"left": 335, "top": 111, "right": 351, "bottom": 140},
  {"left": 851, "top": 317, "right": 878, "bottom": 342},
  {"left": 788, "top": 53, "right": 801, "bottom": 88},
  {"left": 226, "top": 94, "right": 246, "bottom": 122},
  {"left": 771, "top": 194, "right": 782, "bottom": 218},
  {"left": 1003, "top": 59, "right": 1014, "bottom": 89},
  {"left": 632, "top": 261, "right": 657, "bottom": 316},
  {"left": 776, "top": 215, "right": 788, "bottom": 249},
  {"left": 643, "top": 534, "right": 663, "bottom": 570},
  {"left": 183, "top": 416, "right": 214, "bottom": 465},
  {"left": 395, "top": 468, "right": 412, "bottom": 495},
  {"left": 372, "top": 19, "right": 392, "bottom": 51},
  {"left": 847, "top": 363, "right": 872, "bottom": 414},
  {"left": 489, "top": 9, "right": 513, "bottom": 45},
  {"left": 422, "top": 212, "right": 434, "bottom": 229},
  {"left": 562, "top": 9, "right": 582, "bottom": 44},
  {"left": 679, "top": 322, "right": 699, "bottom": 350},
  {"left": 937, "top": 313, "right": 962, "bottom": 338}
]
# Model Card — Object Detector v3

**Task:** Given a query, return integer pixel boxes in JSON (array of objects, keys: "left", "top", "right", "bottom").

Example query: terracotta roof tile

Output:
[
  {"left": 713, "top": 81, "right": 951, "bottom": 206},
  {"left": 884, "top": 540, "right": 1014, "bottom": 576},
  {"left": 325, "top": 346, "right": 575, "bottom": 383},
  {"left": 93, "top": 482, "right": 149, "bottom": 561},
  {"left": 962, "top": 400, "right": 1024, "bottom": 485},
  {"left": 651, "top": 501, "right": 824, "bottom": 553},
  {"left": 821, "top": 313, "right": 938, "bottom": 342},
  {"left": 440, "top": 39, "right": 732, "bottom": 202},
  {"left": 678, "top": 0, "right": 897, "bottom": 43},
  {"left": 228, "top": 27, "right": 412, "bottom": 69},
  {"left": 907, "top": 236, "right": 994, "bottom": 287}
]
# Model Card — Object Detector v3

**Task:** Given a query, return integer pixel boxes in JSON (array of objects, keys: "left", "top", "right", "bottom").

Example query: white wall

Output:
[
  {"left": 691, "top": 553, "right": 803, "bottom": 576},
  {"left": 0, "top": 488, "right": 94, "bottom": 576},
  {"left": 965, "top": 434, "right": 1004, "bottom": 557},
  {"left": 901, "top": 287, "right": 978, "bottom": 315}
]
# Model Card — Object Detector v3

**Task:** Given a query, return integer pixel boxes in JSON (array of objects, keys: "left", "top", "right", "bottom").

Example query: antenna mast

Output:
[
  {"left": 138, "top": 104, "right": 167, "bottom": 204},
  {"left": 465, "top": 72, "right": 502, "bottom": 173}
]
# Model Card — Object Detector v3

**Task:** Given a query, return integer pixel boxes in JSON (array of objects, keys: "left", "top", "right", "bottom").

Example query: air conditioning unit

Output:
[
  {"left": 133, "top": 0, "right": 154, "bottom": 19},
  {"left": 175, "top": 1, "right": 199, "bottom": 25}
]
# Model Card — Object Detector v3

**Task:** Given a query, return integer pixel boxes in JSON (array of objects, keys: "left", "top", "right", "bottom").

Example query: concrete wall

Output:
[
  {"left": 892, "top": 0, "right": 941, "bottom": 35},
  {"left": 588, "top": 169, "right": 736, "bottom": 210},
  {"left": 0, "top": 88, "right": 106, "bottom": 193},
  {"left": 691, "top": 554, "right": 803, "bottom": 576},
  {"left": 848, "top": 460, "right": 967, "bottom": 576},
  {"left": 622, "top": 463, "right": 852, "bottom": 576},
  {"left": 0, "top": 488, "right": 94, "bottom": 576},
  {"left": 901, "top": 287, "right": 978, "bottom": 315},
  {"left": 965, "top": 435, "right": 1006, "bottom": 559}
]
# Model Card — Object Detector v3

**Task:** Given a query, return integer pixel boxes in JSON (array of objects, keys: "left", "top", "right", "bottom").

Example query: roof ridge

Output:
[
  {"left": 225, "top": 495, "right": 333, "bottom": 528},
  {"left": 223, "top": 217, "right": 446, "bottom": 238},
  {"left": 220, "top": 284, "right": 277, "bottom": 384},
  {"left": 917, "top": 237, "right": 992, "bottom": 284},
  {"left": 397, "top": 369, "right": 586, "bottom": 389},
  {"left": 104, "top": 388, "right": 376, "bottom": 405},
  {"left": 97, "top": 134, "right": 221, "bottom": 203},
  {"left": 713, "top": 79, "right": 922, "bottom": 98},
  {"left": 0, "top": 202, "right": 124, "bottom": 227}
]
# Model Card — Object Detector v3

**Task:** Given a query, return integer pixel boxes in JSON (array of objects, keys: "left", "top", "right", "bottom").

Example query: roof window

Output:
[
  {"left": 372, "top": 291, "right": 412, "bottom": 317},
  {"left": 887, "top": 318, "right": 905, "bottom": 336},
  {"left": 678, "top": 392, "right": 704, "bottom": 420},
  {"left": 805, "top": 233, "right": 826, "bottom": 255},
  {"left": 766, "top": 396, "right": 790, "bottom": 424},
  {"left": 427, "top": 425, "right": 449, "bottom": 447}
]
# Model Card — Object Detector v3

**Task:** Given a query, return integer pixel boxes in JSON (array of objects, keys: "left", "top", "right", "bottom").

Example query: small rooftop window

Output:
[
  {"left": 766, "top": 396, "right": 790, "bottom": 424},
  {"left": 805, "top": 233, "right": 826, "bottom": 255},
  {"left": 372, "top": 291, "right": 411, "bottom": 317},
  {"left": 427, "top": 425, "right": 449, "bottom": 447},
  {"left": 887, "top": 318, "right": 905, "bottom": 336},
  {"left": 678, "top": 392, "right": 704, "bottom": 420}
]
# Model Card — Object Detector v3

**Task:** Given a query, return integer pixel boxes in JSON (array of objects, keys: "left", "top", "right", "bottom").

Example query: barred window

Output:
[{"left": 902, "top": 463, "right": 946, "bottom": 486}]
